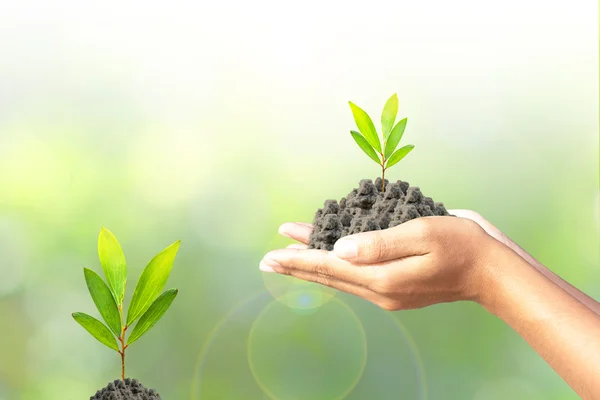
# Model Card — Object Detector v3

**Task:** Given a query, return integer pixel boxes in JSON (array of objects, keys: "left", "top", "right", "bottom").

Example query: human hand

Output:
[
  {"left": 274, "top": 210, "right": 526, "bottom": 270},
  {"left": 260, "top": 212, "right": 600, "bottom": 399},
  {"left": 260, "top": 216, "right": 500, "bottom": 311},
  {"left": 448, "top": 210, "right": 514, "bottom": 249}
]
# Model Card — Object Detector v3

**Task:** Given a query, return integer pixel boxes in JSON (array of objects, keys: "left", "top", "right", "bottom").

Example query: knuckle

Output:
[
  {"left": 413, "top": 218, "right": 440, "bottom": 247},
  {"left": 313, "top": 275, "right": 331, "bottom": 287},
  {"left": 463, "top": 216, "right": 484, "bottom": 233},
  {"left": 314, "top": 258, "right": 334, "bottom": 280},
  {"left": 375, "top": 234, "right": 391, "bottom": 260},
  {"left": 370, "top": 273, "right": 395, "bottom": 296},
  {"left": 364, "top": 231, "right": 388, "bottom": 261},
  {"left": 415, "top": 217, "right": 433, "bottom": 237}
]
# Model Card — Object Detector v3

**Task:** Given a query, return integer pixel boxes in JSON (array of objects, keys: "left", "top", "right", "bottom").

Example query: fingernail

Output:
[
  {"left": 334, "top": 238, "right": 357, "bottom": 259},
  {"left": 260, "top": 257, "right": 281, "bottom": 273},
  {"left": 258, "top": 261, "right": 275, "bottom": 272},
  {"left": 278, "top": 224, "right": 292, "bottom": 239},
  {"left": 259, "top": 261, "right": 275, "bottom": 273}
]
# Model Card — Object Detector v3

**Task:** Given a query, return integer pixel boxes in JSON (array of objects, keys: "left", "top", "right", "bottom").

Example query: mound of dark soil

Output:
[
  {"left": 309, "top": 178, "right": 450, "bottom": 250},
  {"left": 90, "top": 378, "right": 161, "bottom": 400}
]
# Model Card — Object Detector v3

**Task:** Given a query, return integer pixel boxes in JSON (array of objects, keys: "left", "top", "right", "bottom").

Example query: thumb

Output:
[{"left": 333, "top": 220, "right": 430, "bottom": 264}]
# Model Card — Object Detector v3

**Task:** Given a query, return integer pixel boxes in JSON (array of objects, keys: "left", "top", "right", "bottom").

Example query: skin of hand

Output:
[
  {"left": 259, "top": 213, "right": 600, "bottom": 399},
  {"left": 261, "top": 216, "right": 497, "bottom": 311}
]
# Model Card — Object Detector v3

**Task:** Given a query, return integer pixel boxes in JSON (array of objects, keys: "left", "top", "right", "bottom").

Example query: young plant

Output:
[
  {"left": 72, "top": 227, "right": 180, "bottom": 380},
  {"left": 349, "top": 93, "right": 415, "bottom": 191}
]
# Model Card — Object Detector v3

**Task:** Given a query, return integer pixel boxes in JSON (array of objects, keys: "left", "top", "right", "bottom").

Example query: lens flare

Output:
[
  {"left": 247, "top": 297, "right": 367, "bottom": 400},
  {"left": 262, "top": 233, "right": 337, "bottom": 311},
  {"left": 191, "top": 291, "right": 427, "bottom": 400}
]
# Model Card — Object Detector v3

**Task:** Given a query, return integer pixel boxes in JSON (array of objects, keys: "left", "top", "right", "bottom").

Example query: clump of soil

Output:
[
  {"left": 309, "top": 178, "right": 450, "bottom": 250},
  {"left": 90, "top": 378, "right": 161, "bottom": 400}
]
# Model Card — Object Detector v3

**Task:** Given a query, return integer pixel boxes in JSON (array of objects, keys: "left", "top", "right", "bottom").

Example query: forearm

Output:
[
  {"left": 506, "top": 239, "right": 600, "bottom": 316},
  {"left": 480, "top": 243, "right": 600, "bottom": 399},
  {"left": 482, "top": 221, "right": 600, "bottom": 315}
]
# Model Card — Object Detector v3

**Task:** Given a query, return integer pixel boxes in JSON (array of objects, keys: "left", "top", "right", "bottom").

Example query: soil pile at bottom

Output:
[
  {"left": 90, "top": 378, "right": 161, "bottom": 400},
  {"left": 309, "top": 178, "right": 450, "bottom": 251}
]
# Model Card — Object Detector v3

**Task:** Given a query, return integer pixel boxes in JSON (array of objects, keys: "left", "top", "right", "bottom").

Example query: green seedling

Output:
[
  {"left": 72, "top": 227, "right": 180, "bottom": 380},
  {"left": 349, "top": 93, "right": 415, "bottom": 191}
]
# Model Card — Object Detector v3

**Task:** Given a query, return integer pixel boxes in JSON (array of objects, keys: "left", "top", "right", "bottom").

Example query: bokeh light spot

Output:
[
  {"left": 262, "top": 233, "right": 337, "bottom": 311},
  {"left": 0, "top": 217, "right": 28, "bottom": 297},
  {"left": 248, "top": 297, "right": 367, "bottom": 400}
]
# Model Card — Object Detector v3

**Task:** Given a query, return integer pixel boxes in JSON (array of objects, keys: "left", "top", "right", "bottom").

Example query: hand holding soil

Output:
[
  {"left": 260, "top": 212, "right": 600, "bottom": 399},
  {"left": 262, "top": 215, "right": 494, "bottom": 310}
]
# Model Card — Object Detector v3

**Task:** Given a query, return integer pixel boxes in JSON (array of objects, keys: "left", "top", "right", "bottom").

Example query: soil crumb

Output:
[
  {"left": 90, "top": 378, "right": 161, "bottom": 400},
  {"left": 309, "top": 178, "right": 450, "bottom": 250}
]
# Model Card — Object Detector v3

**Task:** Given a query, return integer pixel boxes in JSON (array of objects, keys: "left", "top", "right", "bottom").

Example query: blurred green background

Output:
[{"left": 0, "top": 0, "right": 598, "bottom": 399}]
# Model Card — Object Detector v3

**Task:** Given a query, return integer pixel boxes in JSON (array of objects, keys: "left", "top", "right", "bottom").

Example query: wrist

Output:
[{"left": 470, "top": 236, "right": 522, "bottom": 315}]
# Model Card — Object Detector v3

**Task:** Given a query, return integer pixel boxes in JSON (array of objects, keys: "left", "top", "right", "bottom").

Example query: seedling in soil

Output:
[
  {"left": 72, "top": 228, "right": 180, "bottom": 381},
  {"left": 308, "top": 95, "right": 449, "bottom": 250},
  {"left": 349, "top": 93, "right": 414, "bottom": 191}
]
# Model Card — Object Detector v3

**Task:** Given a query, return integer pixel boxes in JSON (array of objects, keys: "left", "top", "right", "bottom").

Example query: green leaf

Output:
[
  {"left": 84, "top": 268, "right": 122, "bottom": 336},
  {"left": 384, "top": 118, "right": 408, "bottom": 159},
  {"left": 126, "top": 240, "right": 181, "bottom": 325},
  {"left": 385, "top": 145, "right": 414, "bottom": 169},
  {"left": 98, "top": 227, "right": 127, "bottom": 306},
  {"left": 381, "top": 94, "right": 398, "bottom": 139},
  {"left": 350, "top": 131, "right": 381, "bottom": 165},
  {"left": 348, "top": 101, "right": 381, "bottom": 152},
  {"left": 72, "top": 312, "right": 120, "bottom": 351},
  {"left": 127, "top": 289, "right": 178, "bottom": 345}
]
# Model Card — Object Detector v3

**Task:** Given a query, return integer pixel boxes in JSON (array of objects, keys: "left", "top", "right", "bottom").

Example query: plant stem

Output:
[
  {"left": 380, "top": 150, "right": 386, "bottom": 192},
  {"left": 118, "top": 325, "right": 128, "bottom": 380},
  {"left": 119, "top": 349, "right": 125, "bottom": 380},
  {"left": 117, "top": 305, "right": 128, "bottom": 381}
]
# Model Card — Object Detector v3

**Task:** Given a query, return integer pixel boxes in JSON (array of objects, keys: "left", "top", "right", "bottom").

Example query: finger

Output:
[
  {"left": 259, "top": 259, "right": 278, "bottom": 273},
  {"left": 333, "top": 218, "right": 431, "bottom": 264},
  {"left": 449, "top": 209, "right": 519, "bottom": 255},
  {"left": 274, "top": 265, "right": 381, "bottom": 303},
  {"left": 448, "top": 209, "right": 484, "bottom": 223},
  {"left": 259, "top": 260, "right": 275, "bottom": 273},
  {"left": 287, "top": 244, "right": 308, "bottom": 250},
  {"left": 278, "top": 222, "right": 313, "bottom": 245},
  {"left": 449, "top": 209, "right": 499, "bottom": 237},
  {"left": 262, "top": 249, "right": 374, "bottom": 287}
]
